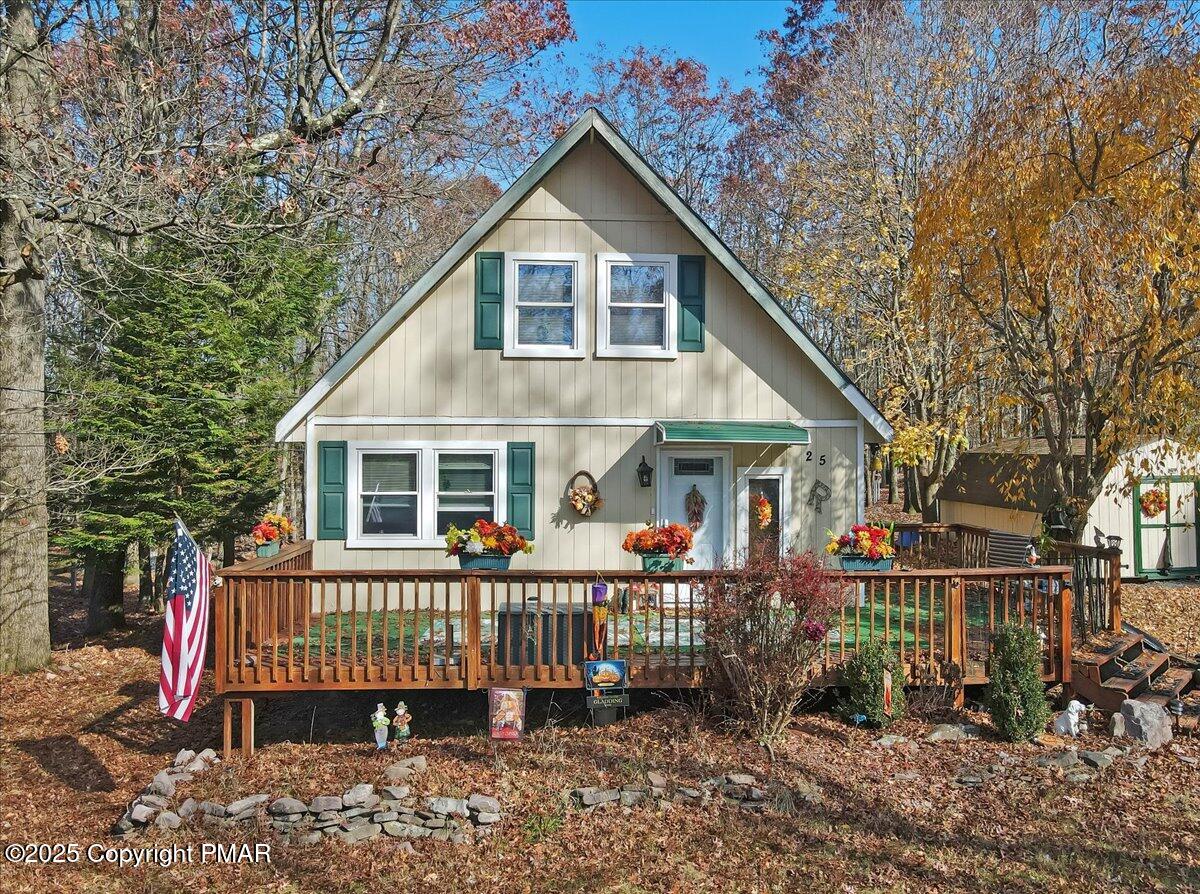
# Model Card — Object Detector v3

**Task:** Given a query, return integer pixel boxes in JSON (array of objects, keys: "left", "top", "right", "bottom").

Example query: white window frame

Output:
[
  {"left": 346, "top": 441, "right": 507, "bottom": 548},
  {"left": 736, "top": 466, "right": 792, "bottom": 558},
  {"left": 596, "top": 252, "right": 678, "bottom": 359},
  {"left": 503, "top": 251, "right": 586, "bottom": 358}
]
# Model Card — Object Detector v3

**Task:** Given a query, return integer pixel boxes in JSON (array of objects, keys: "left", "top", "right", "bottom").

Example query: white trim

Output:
[
  {"left": 735, "top": 466, "right": 792, "bottom": 557},
  {"left": 503, "top": 251, "right": 586, "bottom": 358},
  {"left": 304, "top": 416, "right": 316, "bottom": 537},
  {"left": 655, "top": 446, "right": 734, "bottom": 567},
  {"left": 310, "top": 415, "right": 860, "bottom": 429},
  {"left": 856, "top": 418, "right": 866, "bottom": 525},
  {"left": 595, "top": 252, "right": 678, "bottom": 359},
  {"left": 344, "top": 440, "right": 507, "bottom": 549},
  {"left": 274, "top": 108, "right": 893, "bottom": 443}
]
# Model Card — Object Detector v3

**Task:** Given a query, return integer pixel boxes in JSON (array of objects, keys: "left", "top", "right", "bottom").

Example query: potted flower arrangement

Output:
[
  {"left": 252, "top": 512, "right": 293, "bottom": 557},
  {"left": 1139, "top": 486, "right": 1168, "bottom": 518},
  {"left": 621, "top": 522, "right": 694, "bottom": 571},
  {"left": 444, "top": 518, "right": 533, "bottom": 570},
  {"left": 825, "top": 523, "right": 896, "bottom": 571}
]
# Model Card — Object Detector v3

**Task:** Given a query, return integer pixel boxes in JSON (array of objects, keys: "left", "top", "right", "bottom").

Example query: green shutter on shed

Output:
[
  {"left": 317, "top": 440, "right": 347, "bottom": 540},
  {"left": 677, "top": 255, "right": 705, "bottom": 352},
  {"left": 475, "top": 251, "right": 504, "bottom": 349},
  {"left": 506, "top": 441, "right": 535, "bottom": 539}
]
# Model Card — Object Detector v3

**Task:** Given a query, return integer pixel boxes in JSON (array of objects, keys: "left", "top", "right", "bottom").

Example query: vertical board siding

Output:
[
  {"left": 312, "top": 423, "right": 858, "bottom": 571},
  {"left": 313, "top": 140, "right": 849, "bottom": 423}
]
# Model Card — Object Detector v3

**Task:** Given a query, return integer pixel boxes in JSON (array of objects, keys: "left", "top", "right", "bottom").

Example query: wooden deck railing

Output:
[{"left": 213, "top": 550, "right": 1072, "bottom": 694}]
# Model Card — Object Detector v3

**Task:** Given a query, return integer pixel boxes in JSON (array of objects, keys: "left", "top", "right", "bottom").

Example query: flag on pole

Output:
[{"left": 159, "top": 518, "right": 211, "bottom": 722}]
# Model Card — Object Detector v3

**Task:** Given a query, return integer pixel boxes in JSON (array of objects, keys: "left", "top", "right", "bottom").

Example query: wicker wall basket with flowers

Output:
[{"left": 567, "top": 470, "right": 604, "bottom": 517}]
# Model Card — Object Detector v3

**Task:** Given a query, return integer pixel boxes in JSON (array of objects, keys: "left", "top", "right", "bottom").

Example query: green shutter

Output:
[
  {"left": 506, "top": 441, "right": 535, "bottom": 539},
  {"left": 678, "top": 255, "right": 705, "bottom": 352},
  {"left": 317, "top": 441, "right": 347, "bottom": 540},
  {"left": 475, "top": 251, "right": 504, "bottom": 349}
]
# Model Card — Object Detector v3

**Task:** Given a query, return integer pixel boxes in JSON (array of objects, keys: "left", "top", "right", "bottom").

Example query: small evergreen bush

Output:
[
  {"left": 985, "top": 624, "right": 1051, "bottom": 741},
  {"left": 841, "top": 639, "right": 905, "bottom": 726}
]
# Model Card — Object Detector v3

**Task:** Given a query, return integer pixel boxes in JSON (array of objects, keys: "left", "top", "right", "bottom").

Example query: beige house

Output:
[{"left": 275, "top": 109, "right": 892, "bottom": 572}]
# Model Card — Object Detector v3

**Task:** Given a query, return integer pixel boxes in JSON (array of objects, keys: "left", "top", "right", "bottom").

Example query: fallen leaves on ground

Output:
[{"left": 1121, "top": 581, "right": 1200, "bottom": 655}]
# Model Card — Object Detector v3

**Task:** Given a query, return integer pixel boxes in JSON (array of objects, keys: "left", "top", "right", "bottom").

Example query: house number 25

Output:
[{"left": 804, "top": 451, "right": 827, "bottom": 465}]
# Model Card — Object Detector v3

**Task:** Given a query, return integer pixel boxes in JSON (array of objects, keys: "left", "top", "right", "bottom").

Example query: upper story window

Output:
[
  {"left": 596, "top": 253, "right": 678, "bottom": 358},
  {"left": 504, "top": 252, "right": 585, "bottom": 358}
]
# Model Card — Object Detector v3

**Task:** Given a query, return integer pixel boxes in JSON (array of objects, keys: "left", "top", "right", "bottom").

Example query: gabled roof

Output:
[{"left": 276, "top": 108, "right": 893, "bottom": 442}]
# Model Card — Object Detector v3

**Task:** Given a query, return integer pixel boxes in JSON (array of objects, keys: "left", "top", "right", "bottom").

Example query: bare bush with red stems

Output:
[{"left": 701, "top": 549, "right": 846, "bottom": 757}]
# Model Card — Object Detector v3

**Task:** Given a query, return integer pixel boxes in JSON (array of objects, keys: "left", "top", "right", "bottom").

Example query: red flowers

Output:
[
  {"left": 621, "top": 523, "right": 694, "bottom": 559},
  {"left": 444, "top": 518, "right": 533, "bottom": 557},
  {"left": 825, "top": 524, "right": 895, "bottom": 560}
]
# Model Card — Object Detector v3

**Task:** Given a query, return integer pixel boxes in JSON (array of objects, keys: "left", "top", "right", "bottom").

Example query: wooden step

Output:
[
  {"left": 1098, "top": 648, "right": 1170, "bottom": 696},
  {"left": 1073, "top": 631, "right": 1142, "bottom": 668},
  {"left": 1139, "top": 667, "right": 1196, "bottom": 709}
]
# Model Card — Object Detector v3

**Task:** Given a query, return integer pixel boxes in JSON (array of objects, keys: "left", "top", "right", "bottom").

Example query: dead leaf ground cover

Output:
[
  {"left": 1121, "top": 581, "right": 1200, "bottom": 656},
  {"left": 1, "top": 581, "right": 1197, "bottom": 894}
]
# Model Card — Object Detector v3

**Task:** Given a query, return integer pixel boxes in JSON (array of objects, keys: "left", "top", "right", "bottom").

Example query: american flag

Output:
[{"left": 158, "top": 519, "right": 211, "bottom": 722}]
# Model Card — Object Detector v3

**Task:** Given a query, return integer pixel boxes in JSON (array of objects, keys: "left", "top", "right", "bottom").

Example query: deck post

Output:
[
  {"left": 222, "top": 696, "right": 256, "bottom": 761},
  {"left": 465, "top": 575, "right": 481, "bottom": 690},
  {"left": 1059, "top": 574, "right": 1073, "bottom": 689}
]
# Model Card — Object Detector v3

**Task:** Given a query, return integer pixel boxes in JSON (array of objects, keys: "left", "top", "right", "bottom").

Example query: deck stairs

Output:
[{"left": 1072, "top": 631, "right": 1199, "bottom": 731}]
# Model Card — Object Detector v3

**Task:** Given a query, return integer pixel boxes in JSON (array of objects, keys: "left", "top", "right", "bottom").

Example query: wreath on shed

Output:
[{"left": 567, "top": 470, "right": 604, "bottom": 517}]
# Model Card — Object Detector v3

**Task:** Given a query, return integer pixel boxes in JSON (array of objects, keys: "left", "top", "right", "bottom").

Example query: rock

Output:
[
  {"left": 173, "top": 749, "right": 197, "bottom": 767},
  {"left": 1120, "top": 699, "right": 1173, "bottom": 751},
  {"left": 147, "top": 771, "right": 176, "bottom": 798},
  {"left": 619, "top": 791, "right": 645, "bottom": 807},
  {"left": 926, "top": 723, "right": 980, "bottom": 743},
  {"left": 793, "top": 780, "right": 823, "bottom": 805},
  {"left": 229, "top": 808, "right": 260, "bottom": 822},
  {"left": 676, "top": 786, "right": 704, "bottom": 800},
  {"left": 337, "top": 822, "right": 381, "bottom": 843},
  {"left": 1176, "top": 754, "right": 1198, "bottom": 766},
  {"left": 725, "top": 773, "right": 757, "bottom": 786},
  {"left": 431, "top": 828, "right": 453, "bottom": 841},
  {"left": 428, "top": 796, "right": 469, "bottom": 817},
  {"left": 646, "top": 770, "right": 669, "bottom": 789},
  {"left": 649, "top": 786, "right": 667, "bottom": 799},
  {"left": 474, "top": 811, "right": 502, "bottom": 824},
  {"left": 1037, "top": 750, "right": 1079, "bottom": 770},
  {"left": 165, "top": 771, "right": 193, "bottom": 784},
  {"left": 382, "top": 821, "right": 409, "bottom": 837},
  {"left": 138, "top": 793, "right": 171, "bottom": 811},
  {"left": 1102, "top": 745, "right": 1127, "bottom": 757},
  {"left": 130, "top": 804, "right": 158, "bottom": 824},
  {"left": 183, "top": 758, "right": 209, "bottom": 774},
  {"left": 1109, "top": 712, "right": 1127, "bottom": 738},
  {"left": 1130, "top": 755, "right": 1150, "bottom": 770},
  {"left": 201, "top": 814, "right": 230, "bottom": 831},
  {"left": 450, "top": 832, "right": 469, "bottom": 845},
  {"left": 312, "top": 818, "right": 342, "bottom": 830},
  {"left": 316, "top": 810, "right": 342, "bottom": 822},
  {"left": 226, "top": 794, "right": 269, "bottom": 815},
  {"left": 342, "top": 806, "right": 373, "bottom": 819},
  {"left": 342, "top": 784, "right": 375, "bottom": 807},
  {"left": 1079, "top": 750, "right": 1113, "bottom": 769},
  {"left": 954, "top": 769, "right": 987, "bottom": 787},
  {"left": 1065, "top": 768, "right": 1095, "bottom": 784},
  {"left": 290, "top": 831, "right": 322, "bottom": 846},
  {"left": 273, "top": 812, "right": 306, "bottom": 824},
  {"left": 177, "top": 798, "right": 198, "bottom": 820},
  {"left": 892, "top": 771, "right": 920, "bottom": 782},
  {"left": 381, "top": 786, "right": 409, "bottom": 802},
  {"left": 579, "top": 788, "right": 620, "bottom": 806},
  {"left": 269, "top": 797, "right": 308, "bottom": 816},
  {"left": 195, "top": 748, "right": 218, "bottom": 764},
  {"left": 383, "top": 756, "right": 427, "bottom": 781},
  {"left": 373, "top": 810, "right": 399, "bottom": 823},
  {"left": 398, "top": 841, "right": 416, "bottom": 854},
  {"left": 309, "top": 795, "right": 343, "bottom": 813},
  {"left": 467, "top": 794, "right": 501, "bottom": 815},
  {"left": 424, "top": 817, "right": 446, "bottom": 829},
  {"left": 873, "top": 735, "right": 909, "bottom": 749},
  {"left": 111, "top": 816, "right": 135, "bottom": 837},
  {"left": 198, "top": 801, "right": 227, "bottom": 817}
]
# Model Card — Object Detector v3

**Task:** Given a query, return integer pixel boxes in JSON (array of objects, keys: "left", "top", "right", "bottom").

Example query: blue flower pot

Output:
[
  {"left": 458, "top": 553, "right": 512, "bottom": 570},
  {"left": 839, "top": 556, "right": 893, "bottom": 572},
  {"left": 255, "top": 540, "right": 281, "bottom": 558}
]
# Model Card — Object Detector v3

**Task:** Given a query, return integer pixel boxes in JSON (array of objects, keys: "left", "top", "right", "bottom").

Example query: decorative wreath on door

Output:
[{"left": 567, "top": 470, "right": 604, "bottom": 516}]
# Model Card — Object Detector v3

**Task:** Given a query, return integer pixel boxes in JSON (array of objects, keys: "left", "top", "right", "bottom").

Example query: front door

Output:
[
  {"left": 1134, "top": 477, "right": 1199, "bottom": 578},
  {"left": 660, "top": 452, "right": 726, "bottom": 569}
]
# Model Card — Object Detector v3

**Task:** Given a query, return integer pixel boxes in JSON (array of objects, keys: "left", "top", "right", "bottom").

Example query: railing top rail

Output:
[
  {"left": 1047, "top": 539, "right": 1121, "bottom": 559},
  {"left": 219, "top": 539, "right": 314, "bottom": 574},
  {"left": 213, "top": 563, "right": 1073, "bottom": 580}
]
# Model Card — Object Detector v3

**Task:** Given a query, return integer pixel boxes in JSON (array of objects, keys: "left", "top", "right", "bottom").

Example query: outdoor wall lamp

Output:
[{"left": 636, "top": 456, "right": 654, "bottom": 488}]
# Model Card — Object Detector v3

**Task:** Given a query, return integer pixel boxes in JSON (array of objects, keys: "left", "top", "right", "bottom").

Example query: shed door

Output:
[{"left": 1134, "top": 478, "right": 1199, "bottom": 578}]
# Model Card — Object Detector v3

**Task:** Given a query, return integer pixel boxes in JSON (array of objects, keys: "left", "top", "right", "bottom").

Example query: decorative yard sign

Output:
[
  {"left": 882, "top": 669, "right": 894, "bottom": 718},
  {"left": 584, "top": 660, "right": 629, "bottom": 715},
  {"left": 488, "top": 688, "right": 526, "bottom": 740}
]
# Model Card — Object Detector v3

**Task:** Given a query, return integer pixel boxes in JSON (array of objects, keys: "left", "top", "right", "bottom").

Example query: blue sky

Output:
[{"left": 561, "top": 0, "right": 792, "bottom": 90}]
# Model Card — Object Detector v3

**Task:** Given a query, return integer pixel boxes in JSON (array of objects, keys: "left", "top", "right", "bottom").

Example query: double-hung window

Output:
[
  {"left": 596, "top": 253, "right": 678, "bottom": 358},
  {"left": 504, "top": 252, "right": 585, "bottom": 357},
  {"left": 348, "top": 442, "right": 506, "bottom": 547}
]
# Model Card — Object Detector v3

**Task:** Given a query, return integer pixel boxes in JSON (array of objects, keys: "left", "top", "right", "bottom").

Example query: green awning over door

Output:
[{"left": 654, "top": 421, "right": 810, "bottom": 445}]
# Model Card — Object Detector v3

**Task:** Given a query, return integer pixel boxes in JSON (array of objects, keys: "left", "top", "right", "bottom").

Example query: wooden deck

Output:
[{"left": 213, "top": 538, "right": 1085, "bottom": 696}]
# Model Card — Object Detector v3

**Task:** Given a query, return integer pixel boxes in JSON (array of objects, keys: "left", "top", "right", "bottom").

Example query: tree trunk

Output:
[
  {"left": 902, "top": 466, "right": 921, "bottom": 513},
  {"left": 886, "top": 457, "right": 898, "bottom": 505},
  {"left": 222, "top": 534, "right": 236, "bottom": 568},
  {"left": 85, "top": 548, "right": 127, "bottom": 635},
  {"left": 138, "top": 541, "right": 153, "bottom": 605}
]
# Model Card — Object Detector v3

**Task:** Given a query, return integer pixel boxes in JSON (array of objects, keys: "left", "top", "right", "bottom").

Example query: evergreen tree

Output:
[{"left": 52, "top": 231, "right": 336, "bottom": 630}]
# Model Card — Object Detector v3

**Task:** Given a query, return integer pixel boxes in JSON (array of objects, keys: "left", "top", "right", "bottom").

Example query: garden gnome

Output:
[
  {"left": 393, "top": 700, "right": 412, "bottom": 743},
  {"left": 371, "top": 703, "right": 390, "bottom": 750},
  {"left": 1053, "top": 699, "right": 1088, "bottom": 737}
]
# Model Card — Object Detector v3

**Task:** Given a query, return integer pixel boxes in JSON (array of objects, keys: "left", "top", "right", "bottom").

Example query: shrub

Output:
[
  {"left": 985, "top": 624, "right": 1051, "bottom": 741},
  {"left": 840, "top": 639, "right": 905, "bottom": 727},
  {"left": 702, "top": 550, "right": 846, "bottom": 757}
]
